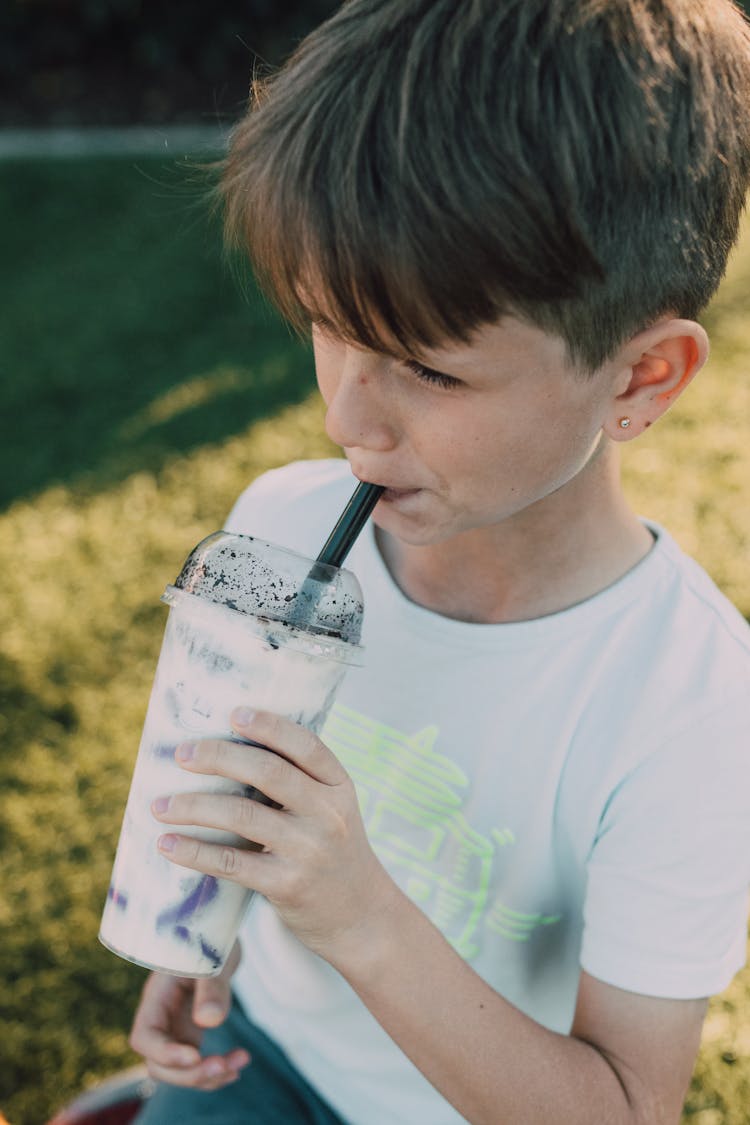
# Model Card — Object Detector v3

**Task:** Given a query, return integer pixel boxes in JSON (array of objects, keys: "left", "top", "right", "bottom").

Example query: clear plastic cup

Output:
[{"left": 99, "top": 532, "right": 364, "bottom": 978}]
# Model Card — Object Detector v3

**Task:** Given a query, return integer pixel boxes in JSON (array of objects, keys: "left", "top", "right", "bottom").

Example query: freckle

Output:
[
  {"left": 645, "top": 421, "right": 651, "bottom": 428},
  {"left": 358, "top": 374, "right": 368, "bottom": 386}
]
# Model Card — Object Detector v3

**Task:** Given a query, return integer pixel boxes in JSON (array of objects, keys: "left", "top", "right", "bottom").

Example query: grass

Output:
[{"left": 0, "top": 156, "right": 748, "bottom": 1125}]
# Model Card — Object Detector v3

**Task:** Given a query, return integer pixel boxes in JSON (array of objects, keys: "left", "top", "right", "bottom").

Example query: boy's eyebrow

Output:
[
  {"left": 311, "top": 312, "right": 411, "bottom": 362},
  {"left": 312, "top": 312, "right": 485, "bottom": 374},
  {"left": 311, "top": 299, "right": 518, "bottom": 374}
]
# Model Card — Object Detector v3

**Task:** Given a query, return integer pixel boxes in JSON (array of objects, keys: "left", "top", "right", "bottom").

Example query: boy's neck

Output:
[{"left": 375, "top": 446, "right": 654, "bottom": 625}]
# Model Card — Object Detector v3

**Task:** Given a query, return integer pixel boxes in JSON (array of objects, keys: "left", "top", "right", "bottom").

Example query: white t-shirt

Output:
[{"left": 227, "top": 458, "right": 750, "bottom": 1125}]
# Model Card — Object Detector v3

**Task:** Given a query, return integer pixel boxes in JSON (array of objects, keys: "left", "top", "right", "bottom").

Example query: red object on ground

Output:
[{"left": 46, "top": 1067, "right": 154, "bottom": 1125}]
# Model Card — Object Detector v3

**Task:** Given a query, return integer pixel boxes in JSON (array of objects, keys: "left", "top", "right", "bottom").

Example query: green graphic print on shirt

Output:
[{"left": 323, "top": 703, "right": 561, "bottom": 960}]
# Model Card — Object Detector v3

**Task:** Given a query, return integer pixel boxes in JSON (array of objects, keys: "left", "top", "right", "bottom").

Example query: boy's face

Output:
[{"left": 313, "top": 316, "right": 626, "bottom": 546}]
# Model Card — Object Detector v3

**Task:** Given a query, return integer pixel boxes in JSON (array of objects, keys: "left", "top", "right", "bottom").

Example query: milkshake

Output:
[{"left": 99, "top": 531, "right": 365, "bottom": 978}]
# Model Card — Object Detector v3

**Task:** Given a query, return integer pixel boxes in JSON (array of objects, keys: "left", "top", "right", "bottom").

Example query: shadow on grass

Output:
[
  {"left": 0, "top": 155, "right": 317, "bottom": 509},
  {"left": 0, "top": 642, "right": 147, "bottom": 1120}
]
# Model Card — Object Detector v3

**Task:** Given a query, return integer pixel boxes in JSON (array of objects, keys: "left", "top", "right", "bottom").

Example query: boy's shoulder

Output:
[
  {"left": 651, "top": 523, "right": 750, "bottom": 672},
  {"left": 576, "top": 523, "right": 750, "bottom": 778},
  {"left": 224, "top": 459, "right": 355, "bottom": 557}
]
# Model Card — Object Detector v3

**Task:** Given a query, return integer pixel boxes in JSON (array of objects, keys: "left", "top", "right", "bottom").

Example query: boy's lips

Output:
[
  {"left": 370, "top": 483, "right": 424, "bottom": 507},
  {"left": 380, "top": 485, "right": 420, "bottom": 499},
  {"left": 350, "top": 469, "right": 424, "bottom": 503}
]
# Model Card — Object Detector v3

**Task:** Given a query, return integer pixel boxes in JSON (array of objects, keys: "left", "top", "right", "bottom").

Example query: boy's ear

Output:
[{"left": 604, "top": 319, "right": 709, "bottom": 441}]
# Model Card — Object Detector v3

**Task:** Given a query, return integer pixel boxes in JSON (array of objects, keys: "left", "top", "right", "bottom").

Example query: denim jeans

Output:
[{"left": 134, "top": 998, "right": 346, "bottom": 1125}]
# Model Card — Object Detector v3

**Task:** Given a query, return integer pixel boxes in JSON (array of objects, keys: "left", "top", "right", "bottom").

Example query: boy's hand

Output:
[
  {"left": 129, "top": 940, "right": 250, "bottom": 1089},
  {"left": 152, "top": 708, "right": 397, "bottom": 966}
]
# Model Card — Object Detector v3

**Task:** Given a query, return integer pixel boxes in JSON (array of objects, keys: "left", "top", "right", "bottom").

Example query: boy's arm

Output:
[
  {"left": 154, "top": 709, "right": 711, "bottom": 1124},
  {"left": 332, "top": 889, "right": 706, "bottom": 1125}
]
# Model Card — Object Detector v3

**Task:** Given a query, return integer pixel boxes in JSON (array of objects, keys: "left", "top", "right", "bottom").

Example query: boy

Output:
[{"left": 129, "top": 2, "right": 750, "bottom": 1122}]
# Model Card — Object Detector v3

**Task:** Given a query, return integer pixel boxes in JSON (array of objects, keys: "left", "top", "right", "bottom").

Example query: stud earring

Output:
[{"left": 618, "top": 417, "right": 632, "bottom": 429}]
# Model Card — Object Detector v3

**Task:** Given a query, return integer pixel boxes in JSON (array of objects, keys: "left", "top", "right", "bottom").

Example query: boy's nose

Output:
[{"left": 323, "top": 349, "right": 398, "bottom": 453}]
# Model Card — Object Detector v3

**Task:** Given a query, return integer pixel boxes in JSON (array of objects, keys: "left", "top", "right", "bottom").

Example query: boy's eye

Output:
[{"left": 403, "top": 359, "right": 462, "bottom": 390}]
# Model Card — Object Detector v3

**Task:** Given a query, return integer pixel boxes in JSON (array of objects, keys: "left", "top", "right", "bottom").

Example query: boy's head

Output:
[{"left": 221, "top": 0, "right": 750, "bottom": 374}]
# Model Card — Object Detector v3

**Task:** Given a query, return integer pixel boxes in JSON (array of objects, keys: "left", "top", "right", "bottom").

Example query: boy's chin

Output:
[{"left": 372, "top": 506, "right": 457, "bottom": 549}]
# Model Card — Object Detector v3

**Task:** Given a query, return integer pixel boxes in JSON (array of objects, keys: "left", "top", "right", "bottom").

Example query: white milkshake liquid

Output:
[{"left": 100, "top": 535, "right": 363, "bottom": 977}]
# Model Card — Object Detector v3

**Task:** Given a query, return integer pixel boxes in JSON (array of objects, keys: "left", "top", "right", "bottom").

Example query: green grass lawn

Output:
[{"left": 0, "top": 156, "right": 748, "bottom": 1125}]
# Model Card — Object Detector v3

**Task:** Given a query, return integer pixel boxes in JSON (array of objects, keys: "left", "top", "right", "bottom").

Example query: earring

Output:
[{"left": 618, "top": 417, "right": 631, "bottom": 429}]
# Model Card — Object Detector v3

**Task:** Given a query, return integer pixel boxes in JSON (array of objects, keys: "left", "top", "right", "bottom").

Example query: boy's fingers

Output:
[
  {"left": 146, "top": 1054, "right": 244, "bottom": 1090},
  {"left": 230, "top": 708, "right": 348, "bottom": 786},
  {"left": 175, "top": 738, "right": 308, "bottom": 810},
  {"left": 153, "top": 794, "right": 280, "bottom": 856},
  {"left": 130, "top": 1018, "right": 200, "bottom": 1067},
  {"left": 156, "top": 833, "right": 271, "bottom": 895},
  {"left": 193, "top": 975, "right": 233, "bottom": 1027},
  {"left": 130, "top": 960, "right": 248, "bottom": 1082},
  {"left": 130, "top": 977, "right": 200, "bottom": 1064}
]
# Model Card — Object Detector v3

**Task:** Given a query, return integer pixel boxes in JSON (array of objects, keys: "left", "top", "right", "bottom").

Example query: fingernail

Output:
[
  {"left": 176, "top": 742, "right": 196, "bottom": 762},
  {"left": 152, "top": 796, "right": 170, "bottom": 814},
  {"left": 198, "top": 1002, "right": 225, "bottom": 1025},
  {"left": 158, "top": 834, "right": 177, "bottom": 852},
  {"left": 232, "top": 707, "right": 254, "bottom": 728},
  {"left": 204, "top": 1059, "right": 225, "bottom": 1077}
]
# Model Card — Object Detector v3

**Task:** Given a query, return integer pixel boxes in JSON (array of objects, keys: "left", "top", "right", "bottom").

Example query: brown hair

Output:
[{"left": 220, "top": 0, "right": 750, "bottom": 371}]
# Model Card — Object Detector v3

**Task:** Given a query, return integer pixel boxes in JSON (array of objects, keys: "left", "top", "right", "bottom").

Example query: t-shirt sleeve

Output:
[
  {"left": 580, "top": 697, "right": 750, "bottom": 999},
  {"left": 224, "top": 463, "right": 308, "bottom": 539}
]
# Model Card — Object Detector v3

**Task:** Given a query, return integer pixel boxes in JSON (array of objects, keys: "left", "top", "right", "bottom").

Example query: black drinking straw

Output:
[
  {"left": 288, "top": 481, "right": 384, "bottom": 632},
  {"left": 316, "top": 481, "right": 385, "bottom": 567}
]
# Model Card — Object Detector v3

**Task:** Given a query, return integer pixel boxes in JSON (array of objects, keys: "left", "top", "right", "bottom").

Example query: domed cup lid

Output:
[{"left": 171, "top": 531, "right": 364, "bottom": 646}]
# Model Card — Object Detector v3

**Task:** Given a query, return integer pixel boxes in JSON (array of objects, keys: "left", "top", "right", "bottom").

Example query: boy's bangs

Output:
[
  {"left": 225, "top": 139, "right": 515, "bottom": 359},
  {"left": 224, "top": 131, "right": 593, "bottom": 361},
  {"left": 220, "top": 18, "right": 597, "bottom": 361},
  {"left": 279, "top": 219, "right": 506, "bottom": 360}
]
